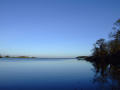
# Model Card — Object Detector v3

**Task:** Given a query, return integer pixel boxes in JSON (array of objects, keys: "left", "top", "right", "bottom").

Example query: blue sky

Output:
[{"left": 0, "top": 0, "right": 120, "bottom": 58}]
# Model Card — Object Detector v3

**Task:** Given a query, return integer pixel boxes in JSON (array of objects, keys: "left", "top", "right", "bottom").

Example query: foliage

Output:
[
  {"left": 92, "top": 19, "right": 120, "bottom": 59},
  {"left": 92, "top": 38, "right": 108, "bottom": 57}
]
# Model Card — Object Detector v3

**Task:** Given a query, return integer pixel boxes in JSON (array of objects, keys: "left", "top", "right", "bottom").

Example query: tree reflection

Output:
[{"left": 91, "top": 60, "right": 120, "bottom": 89}]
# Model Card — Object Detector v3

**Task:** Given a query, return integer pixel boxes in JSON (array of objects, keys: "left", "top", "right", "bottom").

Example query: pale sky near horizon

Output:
[{"left": 0, "top": 0, "right": 120, "bottom": 58}]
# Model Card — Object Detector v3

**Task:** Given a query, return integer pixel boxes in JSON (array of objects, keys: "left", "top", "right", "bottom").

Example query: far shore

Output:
[
  {"left": 0, "top": 56, "right": 36, "bottom": 58},
  {"left": 0, "top": 56, "right": 75, "bottom": 59}
]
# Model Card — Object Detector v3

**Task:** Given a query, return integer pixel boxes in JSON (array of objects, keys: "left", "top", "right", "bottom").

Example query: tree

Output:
[
  {"left": 109, "top": 19, "right": 120, "bottom": 54},
  {"left": 92, "top": 38, "right": 108, "bottom": 57}
]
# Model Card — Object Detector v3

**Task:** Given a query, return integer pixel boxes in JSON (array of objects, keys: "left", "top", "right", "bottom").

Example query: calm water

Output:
[{"left": 0, "top": 58, "right": 119, "bottom": 90}]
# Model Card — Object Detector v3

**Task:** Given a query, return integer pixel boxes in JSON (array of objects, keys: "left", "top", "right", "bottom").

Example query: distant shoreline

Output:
[
  {"left": 0, "top": 56, "right": 36, "bottom": 59},
  {"left": 0, "top": 57, "right": 75, "bottom": 59}
]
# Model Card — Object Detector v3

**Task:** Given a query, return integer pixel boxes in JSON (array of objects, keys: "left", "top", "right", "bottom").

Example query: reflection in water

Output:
[
  {"left": 0, "top": 58, "right": 94, "bottom": 90},
  {"left": 0, "top": 58, "right": 120, "bottom": 89},
  {"left": 91, "top": 60, "right": 120, "bottom": 89}
]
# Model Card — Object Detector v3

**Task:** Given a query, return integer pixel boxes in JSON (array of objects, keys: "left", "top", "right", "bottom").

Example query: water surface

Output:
[{"left": 0, "top": 58, "right": 119, "bottom": 90}]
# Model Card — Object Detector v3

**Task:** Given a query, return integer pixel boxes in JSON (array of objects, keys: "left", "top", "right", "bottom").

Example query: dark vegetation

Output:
[
  {"left": 0, "top": 55, "right": 2, "bottom": 58},
  {"left": 77, "top": 19, "right": 120, "bottom": 89},
  {"left": 0, "top": 55, "right": 36, "bottom": 58},
  {"left": 14, "top": 56, "right": 36, "bottom": 58},
  {"left": 76, "top": 56, "right": 88, "bottom": 60},
  {"left": 84, "top": 19, "right": 120, "bottom": 64}
]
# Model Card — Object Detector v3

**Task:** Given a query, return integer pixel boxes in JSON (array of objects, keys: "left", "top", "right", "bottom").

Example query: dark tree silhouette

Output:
[{"left": 90, "top": 19, "right": 120, "bottom": 62}]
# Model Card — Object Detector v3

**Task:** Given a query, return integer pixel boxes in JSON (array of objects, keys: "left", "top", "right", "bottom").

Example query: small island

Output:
[{"left": 0, "top": 55, "right": 36, "bottom": 58}]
